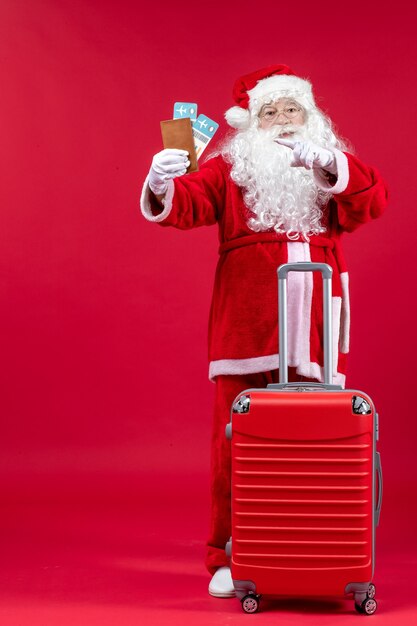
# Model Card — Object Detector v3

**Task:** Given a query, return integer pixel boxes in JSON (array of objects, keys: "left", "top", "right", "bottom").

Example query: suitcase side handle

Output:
[
  {"left": 375, "top": 451, "right": 383, "bottom": 527},
  {"left": 277, "top": 262, "right": 333, "bottom": 385}
]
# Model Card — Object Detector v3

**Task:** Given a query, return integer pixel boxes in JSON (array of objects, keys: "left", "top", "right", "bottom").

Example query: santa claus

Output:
[{"left": 140, "top": 65, "right": 388, "bottom": 598}]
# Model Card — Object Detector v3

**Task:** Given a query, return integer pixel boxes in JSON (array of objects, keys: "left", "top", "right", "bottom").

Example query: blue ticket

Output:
[
  {"left": 192, "top": 114, "right": 219, "bottom": 159},
  {"left": 173, "top": 102, "right": 198, "bottom": 121}
]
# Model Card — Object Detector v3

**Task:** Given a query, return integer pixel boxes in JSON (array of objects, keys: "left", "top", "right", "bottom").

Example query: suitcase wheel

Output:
[
  {"left": 241, "top": 593, "right": 260, "bottom": 614},
  {"left": 355, "top": 598, "right": 378, "bottom": 615}
]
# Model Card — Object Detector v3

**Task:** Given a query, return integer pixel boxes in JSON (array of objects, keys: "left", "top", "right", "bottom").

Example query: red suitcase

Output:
[{"left": 226, "top": 262, "right": 383, "bottom": 615}]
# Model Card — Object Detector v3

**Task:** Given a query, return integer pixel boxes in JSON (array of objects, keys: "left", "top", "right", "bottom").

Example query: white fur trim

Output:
[
  {"left": 286, "top": 243, "right": 341, "bottom": 378},
  {"left": 208, "top": 355, "right": 345, "bottom": 388},
  {"left": 140, "top": 176, "right": 175, "bottom": 222},
  {"left": 287, "top": 243, "right": 313, "bottom": 367},
  {"left": 296, "top": 360, "right": 346, "bottom": 388},
  {"left": 224, "top": 106, "right": 251, "bottom": 130},
  {"left": 209, "top": 354, "right": 279, "bottom": 379},
  {"left": 339, "top": 272, "right": 350, "bottom": 354},
  {"left": 332, "top": 296, "right": 342, "bottom": 374},
  {"left": 314, "top": 149, "right": 349, "bottom": 195},
  {"left": 248, "top": 75, "right": 315, "bottom": 114}
]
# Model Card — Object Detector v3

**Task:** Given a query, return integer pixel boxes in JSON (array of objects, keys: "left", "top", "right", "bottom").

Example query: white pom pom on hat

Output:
[
  {"left": 224, "top": 106, "right": 251, "bottom": 129},
  {"left": 224, "top": 64, "right": 316, "bottom": 130}
]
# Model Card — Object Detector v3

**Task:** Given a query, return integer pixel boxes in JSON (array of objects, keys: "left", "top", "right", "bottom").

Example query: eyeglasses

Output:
[{"left": 259, "top": 104, "right": 303, "bottom": 122}]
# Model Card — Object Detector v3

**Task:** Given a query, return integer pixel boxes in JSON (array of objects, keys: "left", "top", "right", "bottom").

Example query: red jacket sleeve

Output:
[
  {"left": 333, "top": 152, "right": 389, "bottom": 233},
  {"left": 143, "top": 156, "right": 227, "bottom": 230}
]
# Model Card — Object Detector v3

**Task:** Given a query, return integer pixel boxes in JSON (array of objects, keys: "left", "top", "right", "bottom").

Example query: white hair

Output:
[{"left": 220, "top": 104, "right": 349, "bottom": 241}]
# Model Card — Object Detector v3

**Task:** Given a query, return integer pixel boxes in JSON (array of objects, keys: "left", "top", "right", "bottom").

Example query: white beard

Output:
[{"left": 222, "top": 123, "right": 332, "bottom": 240}]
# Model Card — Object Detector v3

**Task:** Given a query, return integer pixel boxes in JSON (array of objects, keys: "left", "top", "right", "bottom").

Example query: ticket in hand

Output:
[
  {"left": 192, "top": 114, "right": 219, "bottom": 159},
  {"left": 173, "top": 102, "right": 198, "bottom": 121}
]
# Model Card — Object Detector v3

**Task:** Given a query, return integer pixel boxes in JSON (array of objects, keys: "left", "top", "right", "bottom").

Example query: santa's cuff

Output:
[
  {"left": 140, "top": 176, "right": 175, "bottom": 222},
  {"left": 314, "top": 149, "right": 349, "bottom": 195}
]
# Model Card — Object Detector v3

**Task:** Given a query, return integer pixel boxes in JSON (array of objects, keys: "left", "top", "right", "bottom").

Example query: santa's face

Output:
[
  {"left": 258, "top": 98, "right": 305, "bottom": 135},
  {"left": 221, "top": 101, "right": 334, "bottom": 240}
]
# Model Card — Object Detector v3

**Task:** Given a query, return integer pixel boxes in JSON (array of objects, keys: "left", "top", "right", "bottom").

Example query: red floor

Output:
[{"left": 1, "top": 473, "right": 416, "bottom": 626}]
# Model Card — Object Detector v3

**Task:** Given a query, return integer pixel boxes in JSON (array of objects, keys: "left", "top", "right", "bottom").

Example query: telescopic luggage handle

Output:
[{"left": 277, "top": 262, "right": 333, "bottom": 385}]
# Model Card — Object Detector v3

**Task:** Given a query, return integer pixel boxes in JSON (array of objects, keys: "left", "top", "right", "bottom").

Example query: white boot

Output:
[{"left": 208, "top": 566, "right": 236, "bottom": 598}]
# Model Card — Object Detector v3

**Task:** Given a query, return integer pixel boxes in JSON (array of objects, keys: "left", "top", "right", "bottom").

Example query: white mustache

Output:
[
  {"left": 273, "top": 124, "right": 302, "bottom": 137},
  {"left": 258, "top": 125, "right": 305, "bottom": 144}
]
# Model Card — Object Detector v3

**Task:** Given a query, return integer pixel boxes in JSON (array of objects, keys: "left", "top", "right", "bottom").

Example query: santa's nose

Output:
[{"left": 276, "top": 115, "right": 290, "bottom": 125}]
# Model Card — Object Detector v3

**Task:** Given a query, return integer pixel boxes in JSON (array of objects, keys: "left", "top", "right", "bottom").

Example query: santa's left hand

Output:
[{"left": 276, "top": 138, "right": 337, "bottom": 175}]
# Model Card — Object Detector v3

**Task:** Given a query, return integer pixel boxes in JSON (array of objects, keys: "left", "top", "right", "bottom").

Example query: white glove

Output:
[
  {"left": 148, "top": 148, "right": 190, "bottom": 195},
  {"left": 275, "top": 138, "right": 337, "bottom": 175}
]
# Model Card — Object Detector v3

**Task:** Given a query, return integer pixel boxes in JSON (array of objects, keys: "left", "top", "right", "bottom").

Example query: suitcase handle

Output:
[
  {"left": 375, "top": 451, "right": 383, "bottom": 527},
  {"left": 277, "top": 262, "right": 333, "bottom": 385}
]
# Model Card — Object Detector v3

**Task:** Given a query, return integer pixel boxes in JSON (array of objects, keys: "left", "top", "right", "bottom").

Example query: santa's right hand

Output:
[{"left": 148, "top": 149, "right": 190, "bottom": 195}]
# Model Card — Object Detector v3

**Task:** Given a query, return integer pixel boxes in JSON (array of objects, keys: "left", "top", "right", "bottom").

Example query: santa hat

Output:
[{"left": 225, "top": 64, "right": 316, "bottom": 130}]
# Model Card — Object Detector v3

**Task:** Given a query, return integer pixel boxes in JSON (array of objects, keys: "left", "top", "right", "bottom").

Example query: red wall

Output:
[{"left": 0, "top": 0, "right": 415, "bottom": 546}]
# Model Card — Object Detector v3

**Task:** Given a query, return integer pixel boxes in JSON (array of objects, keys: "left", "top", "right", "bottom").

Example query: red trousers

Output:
[{"left": 205, "top": 369, "right": 317, "bottom": 575}]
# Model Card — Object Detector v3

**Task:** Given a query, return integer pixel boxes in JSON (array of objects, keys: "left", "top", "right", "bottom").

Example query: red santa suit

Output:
[
  {"left": 141, "top": 65, "right": 389, "bottom": 579},
  {"left": 141, "top": 150, "right": 387, "bottom": 384},
  {"left": 141, "top": 149, "right": 388, "bottom": 572}
]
